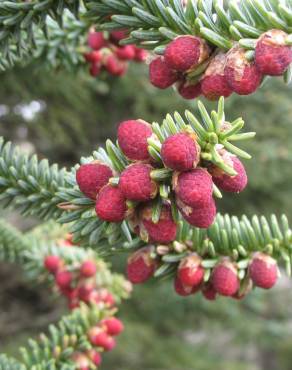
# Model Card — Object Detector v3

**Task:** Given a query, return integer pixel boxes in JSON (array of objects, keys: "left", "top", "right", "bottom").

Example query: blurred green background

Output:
[{"left": 0, "top": 62, "right": 292, "bottom": 370}]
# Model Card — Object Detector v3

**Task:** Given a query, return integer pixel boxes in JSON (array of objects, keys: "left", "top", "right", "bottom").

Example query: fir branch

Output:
[
  {"left": 0, "top": 0, "right": 81, "bottom": 57},
  {"left": 154, "top": 213, "right": 292, "bottom": 279},
  {"left": 0, "top": 218, "right": 28, "bottom": 262},
  {"left": 0, "top": 220, "right": 129, "bottom": 368},
  {"left": 25, "top": 238, "right": 130, "bottom": 302},
  {"left": 56, "top": 98, "right": 255, "bottom": 248},
  {"left": 56, "top": 211, "right": 292, "bottom": 281},
  {"left": 27, "top": 220, "right": 71, "bottom": 243},
  {"left": 0, "top": 137, "right": 71, "bottom": 220},
  {"left": 0, "top": 101, "right": 289, "bottom": 277},
  {"left": 84, "top": 0, "right": 191, "bottom": 48},
  {"left": 2, "top": 1, "right": 292, "bottom": 73},
  {"left": 0, "top": 355, "right": 25, "bottom": 370},
  {"left": 33, "top": 14, "right": 88, "bottom": 71},
  {"left": 0, "top": 136, "right": 129, "bottom": 246},
  {"left": 0, "top": 12, "right": 87, "bottom": 74},
  {"left": 90, "top": 0, "right": 292, "bottom": 52},
  {"left": 0, "top": 219, "right": 130, "bottom": 302},
  {"left": 4, "top": 304, "right": 115, "bottom": 370},
  {"left": 0, "top": 98, "right": 255, "bottom": 249}
]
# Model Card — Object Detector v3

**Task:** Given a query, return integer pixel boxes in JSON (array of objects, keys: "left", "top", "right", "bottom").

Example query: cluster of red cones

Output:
[
  {"left": 127, "top": 247, "right": 279, "bottom": 301},
  {"left": 76, "top": 119, "right": 247, "bottom": 245},
  {"left": 72, "top": 316, "right": 124, "bottom": 369},
  {"left": 84, "top": 29, "right": 147, "bottom": 77},
  {"left": 150, "top": 30, "right": 292, "bottom": 100},
  {"left": 43, "top": 236, "right": 125, "bottom": 369},
  {"left": 44, "top": 236, "right": 115, "bottom": 310}
]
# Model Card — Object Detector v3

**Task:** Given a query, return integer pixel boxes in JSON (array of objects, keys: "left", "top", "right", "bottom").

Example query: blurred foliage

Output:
[{"left": 1, "top": 62, "right": 292, "bottom": 370}]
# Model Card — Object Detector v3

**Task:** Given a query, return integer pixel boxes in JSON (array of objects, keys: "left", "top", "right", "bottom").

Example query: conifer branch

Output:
[
  {"left": 2, "top": 0, "right": 292, "bottom": 76},
  {"left": 0, "top": 100, "right": 291, "bottom": 277},
  {"left": 0, "top": 0, "right": 81, "bottom": 54},
  {"left": 33, "top": 14, "right": 87, "bottom": 71},
  {"left": 56, "top": 98, "right": 255, "bottom": 249},
  {"left": 0, "top": 217, "right": 28, "bottom": 262},
  {"left": 0, "top": 12, "right": 88, "bottom": 72},
  {"left": 88, "top": 0, "right": 292, "bottom": 85},
  {"left": 91, "top": 0, "right": 292, "bottom": 51},
  {"left": 0, "top": 355, "right": 25, "bottom": 370},
  {"left": 153, "top": 213, "right": 292, "bottom": 279},
  {"left": 19, "top": 304, "right": 114, "bottom": 369},
  {"left": 0, "top": 137, "right": 71, "bottom": 220},
  {"left": 0, "top": 304, "right": 119, "bottom": 370},
  {"left": 0, "top": 220, "right": 128, "bottom": 368},
  {"left": 0, "top": 97, "right": 254, "bottom": 250},
  {"left": 0, "top": 219, "right": 130, "bottom": 302},
  {"left": 0, "top": 136, "right": 125, "bottom": 246}
]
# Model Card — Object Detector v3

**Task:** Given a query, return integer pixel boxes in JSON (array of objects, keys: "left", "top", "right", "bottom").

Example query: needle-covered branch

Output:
[
  {"left": 153, "top": 212, "right": 292, "bottom": 278},
  {"left": 2, "top": 1, "right": 292, "bottom": 74},
  {"left": 91, "top": 0, "right": 292, "bottom": 51},
  {"left": 0, "top": 137, "right": 72, "bottom": 220},
  {"left": 56, "top": 98, "right": 254, "bottom": 247},
  {"left": 91, "top": 0, "right": 292, "bottom": 99},
  {"left": 0, "top": 0, "right": 81, "bottom": 54},
  {"left": 0, "top": 355, "right": 25, "bottom": 370},
  {"left": 0, "top": 99, "right": 291, "bottom": 301},
  {"left": 0, "top": 98, "right": 254, "bottom": 249},
  {"left": 0, "top": 219, "right": 129, "bottom": 368},
  {"left": 0, "top": 219, "right": 131, "bottom": 304},
  {"left": 122, "top": 213, "right": 292, "bottom": 301},
  {"left": 1, "top": 304, "right": 124, "bottom": 370},
  {"left": 0, "top": 12, "right": 88, "bottom": 72}
]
